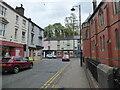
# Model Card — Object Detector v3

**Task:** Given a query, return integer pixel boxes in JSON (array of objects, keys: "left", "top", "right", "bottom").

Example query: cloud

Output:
[{"left": 3, "top": 0, "right": 99, "bottom": 28}]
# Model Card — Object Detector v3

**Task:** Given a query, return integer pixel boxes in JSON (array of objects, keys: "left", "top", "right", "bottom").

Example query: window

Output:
[
  {"left": 103, "top": 35, "right": 106, "bottom": 50},
  {"left": 67, "top": 45, "right": 70, "bottom": 50},
  {"left": 100, "top": 36, "right": 102, "bottom": 51},
  {"left": 67, "top": 40, "right": 70, "bottom": 45},
  {"left": 16, "top": 15, "right": 19, "bottom": 24},
  {"left": 57, "top": 40, "right": 60, "bottom": 45},
  {"left": 78, "top": 44, "right": 80, "bottom": 50},
  {"left": 0, "top": 23, "right": 6, "bottom": 36},
  {"left": 57, "top": 45, "right": 60, "bottom": 50},
  {"left": 31, "top": 33, "right": 34, "bottom": 45},
  {"left": 15, "top": 57, "right": 22, "bottom": 61},
  {"left": 48, "top": 40, "right": 50, "bottom": 44},
  {"left": 48, "top": 46, "right": 50, "bottom": 50},
  {"left": 31, "top": 24, "right": 34, "bottom": 32},
  {"left": 0, "top": 5, "right": 6, "bottom": 16},
  {"left": 39, "top": 29, "right": 42, "bottom": 35},
  {"left": 77, "top": 40, "right": 80, "bottom": 43},
  {"left": 23, "top": 19, "right": 26, "bottom": 27},
  {"left": 91, "top": 40, "right": 95, "bottom": 52},
  {"left": 22, "top": 57, "right": 28, "bottom": 61},
  {"left": 86, "top": 29, "right": 89, "bottom": 39},
  {"left": 99, "top": 8, "right": 104, "bottom": 26},
  {"left": 38, "top": 37, "right": 42, "bottom": 44},
  {"left": 22, "top": 31, "right": 25, "bottom": 42},
  {"left": 91, "top": 19, "right": 94, "bottom": 33},
  {"left": 15, "top": 29, "right": 18, "bottom": 39},
  {"left": 115, "top": 29, "right": 120, "bottom": 49},
  {"left": 113, "top": 0, "right": 120, "bottom": 14}
]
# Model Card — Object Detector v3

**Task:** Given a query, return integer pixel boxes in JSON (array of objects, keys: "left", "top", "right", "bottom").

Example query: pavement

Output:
[{"left": 56, "top": 59, "right": 90, "bottom": 88}]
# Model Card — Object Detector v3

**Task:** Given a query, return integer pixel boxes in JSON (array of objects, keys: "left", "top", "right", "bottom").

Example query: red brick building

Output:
[{"left": 82, "top": 0, "right": 120, "bottom": 67}]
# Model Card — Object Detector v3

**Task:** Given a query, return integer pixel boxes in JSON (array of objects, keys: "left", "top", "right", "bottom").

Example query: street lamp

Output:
[{"left": 71, "top": 5, "right": 82, "bottom": 67}]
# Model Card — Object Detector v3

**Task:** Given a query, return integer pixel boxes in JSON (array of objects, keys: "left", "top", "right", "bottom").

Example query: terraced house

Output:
[
  {"left": 43, "top": 36, "right": 81, "bottom": 58},
  {"left": 0, "top": 0, "right": 44, "bottom": 59}
]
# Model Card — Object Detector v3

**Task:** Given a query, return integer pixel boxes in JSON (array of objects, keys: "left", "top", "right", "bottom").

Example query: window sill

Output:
[
  {"left": 115, "top": 47, "right": 120, "bottom": 50},
  {"left": 112, "top": 12, "right": 120, "bottom": 18}
]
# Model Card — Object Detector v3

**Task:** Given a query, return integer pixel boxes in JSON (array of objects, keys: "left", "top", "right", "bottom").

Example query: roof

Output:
[
  {"left": 2, "top": 1, "right": 44, "bottom": 31},
  {"left": 44, "top": 36, "right": 80, "bottom": 41},
  {"left": 88, "top": 1, "right": 104, "bottom": 22}
]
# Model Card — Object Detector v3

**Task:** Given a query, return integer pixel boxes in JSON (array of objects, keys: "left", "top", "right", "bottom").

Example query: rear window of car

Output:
[
  {"left": 63, "top": 55, "right": 69, "bottom": 58},
  {"left": 2, "top": 58, "right": 11, "bottom": 62}
]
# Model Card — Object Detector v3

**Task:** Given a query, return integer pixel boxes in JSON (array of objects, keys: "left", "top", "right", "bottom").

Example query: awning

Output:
[
  {"left": 74, "top": 50, "right": 82, "bottom": 52},
  {"left": 36, "top": 45, "right": 44, "bottom": 49}
]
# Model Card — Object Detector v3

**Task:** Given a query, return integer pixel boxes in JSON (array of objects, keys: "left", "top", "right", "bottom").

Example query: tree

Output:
[
  {"left": 44, "top": 24, "right": 54, "bottom": 37},
  {"left": 44, "top": 13, "right": 79, "bottom": 38},
  {"left": 64, "top": 13, "right": 79, "bottom": 37},
  {"left": 52, "top": 23, "right": 64, "bottom": 37}
]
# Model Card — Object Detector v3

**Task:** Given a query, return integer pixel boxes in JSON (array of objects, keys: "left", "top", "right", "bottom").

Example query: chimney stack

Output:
[
  {"left": 92, "top": 0, "right": 97, "bottom": 12},
  {"left": 15, "top": 4, "right": 25, "bottom": 16}
]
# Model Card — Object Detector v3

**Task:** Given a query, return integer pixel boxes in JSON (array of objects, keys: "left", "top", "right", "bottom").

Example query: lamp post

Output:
[{"left": 71, "top": 5, "right": 82, "bottom": 67}]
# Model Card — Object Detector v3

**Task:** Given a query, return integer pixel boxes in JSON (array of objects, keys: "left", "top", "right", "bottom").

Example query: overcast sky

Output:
[{"left": 3, "top": 0, "right": 101, "bottom": 28}]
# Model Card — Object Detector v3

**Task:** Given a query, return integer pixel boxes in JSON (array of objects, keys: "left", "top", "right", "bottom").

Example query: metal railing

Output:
[{"left": 86, "top": 58, "right": 101, "bottom": 82}]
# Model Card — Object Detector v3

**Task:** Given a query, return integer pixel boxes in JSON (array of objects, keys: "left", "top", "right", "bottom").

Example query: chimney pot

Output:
[{"left": 92, "top": 0, "right": 97, "bottom": 12}]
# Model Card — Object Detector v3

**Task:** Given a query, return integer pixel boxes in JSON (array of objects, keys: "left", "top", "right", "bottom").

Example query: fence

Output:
[
  {"left": 84, "top": 57, "right": 120, "bottom": 88},
  {"left": 86, "top": 58, "right": 101, "bottom": 82}
]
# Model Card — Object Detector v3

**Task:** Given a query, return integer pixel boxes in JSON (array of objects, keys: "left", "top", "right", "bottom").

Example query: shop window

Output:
[
  {"left": 57, "top": 51, "right": 62, "bottom": 56},
  {"left": 69, "top": 51, "right": 73, "bottom": 56}
]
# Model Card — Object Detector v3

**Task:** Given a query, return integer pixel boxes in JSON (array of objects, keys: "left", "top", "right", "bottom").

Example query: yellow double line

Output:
[{"left": 40, "top": 63, "right": 69, "bottom": 88}]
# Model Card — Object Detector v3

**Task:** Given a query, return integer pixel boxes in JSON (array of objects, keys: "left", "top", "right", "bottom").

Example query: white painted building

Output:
[
  {"left": 0, "top": 1, "right": 29, "bottom": 57},
  {"left": 0, "top": 1, "right": 44, "bottom": 59}
]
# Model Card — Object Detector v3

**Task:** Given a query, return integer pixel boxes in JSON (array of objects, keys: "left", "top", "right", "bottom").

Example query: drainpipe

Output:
[{"left": 26, "top": 19, "right": 31, "bottom": 57}]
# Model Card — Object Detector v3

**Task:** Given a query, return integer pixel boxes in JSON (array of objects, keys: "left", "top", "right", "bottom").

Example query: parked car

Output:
[
  {"left": 62, "top": 55, "right": 70, "bottom": 61},
  {"left": 46, "top": 54, "right": 56, "bottom": 59},
  {"left": 0, "top": 56, "right": 2, "bottom": 61},
  {"left": 0, "top": 56, "right": 33, "bottom": 74}
]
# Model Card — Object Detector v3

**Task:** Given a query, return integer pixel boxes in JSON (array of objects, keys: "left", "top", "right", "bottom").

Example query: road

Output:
[{"left": 2, "top": 58, "right": 89, "bottom": 88}]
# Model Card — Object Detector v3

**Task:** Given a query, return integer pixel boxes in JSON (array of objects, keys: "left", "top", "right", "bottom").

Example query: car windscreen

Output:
[{"left": 2, "top": 58, "right": 11, "bottom": 62}]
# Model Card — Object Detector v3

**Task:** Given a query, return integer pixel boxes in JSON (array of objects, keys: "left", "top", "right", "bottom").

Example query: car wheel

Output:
[
  {"left": 29, "top": 63, "right": 33, "bottom": 69},
  {"left": 13, "top": 66, "right": 19, "bottom": 74}
]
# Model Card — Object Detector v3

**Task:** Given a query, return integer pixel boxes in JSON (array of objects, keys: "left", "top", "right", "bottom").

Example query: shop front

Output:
[
  {"left": 0, "top": 40, "right": 24, "bottom": 57},
  {"left": 56, "top": 50, "right": 75, "bottom": 58}
]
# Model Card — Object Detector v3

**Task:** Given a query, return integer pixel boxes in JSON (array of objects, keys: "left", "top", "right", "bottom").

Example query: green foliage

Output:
[{"left": 44, "top": 13, "right": 80, "bottom": 38}]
